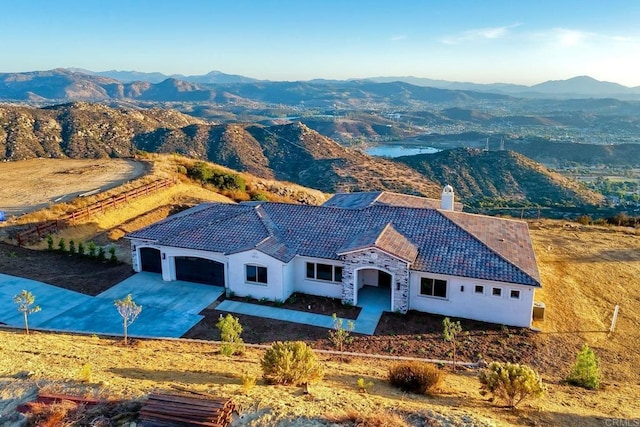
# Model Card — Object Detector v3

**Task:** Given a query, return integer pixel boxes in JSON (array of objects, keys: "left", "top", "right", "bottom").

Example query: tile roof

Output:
[
  {"left": 127, "top": 199, "right": 541, "bottom": 287},
  {"left": 324, "top": 191, "right": 464, "bottom": 211},
  {"left": 338, "top": 223, "right": 419, "bottom": 263}
]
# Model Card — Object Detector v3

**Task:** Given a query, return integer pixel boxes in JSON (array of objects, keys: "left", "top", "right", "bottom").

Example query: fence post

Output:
[{"left": 609, "top": 304, "right": 620, "bottom": 334}]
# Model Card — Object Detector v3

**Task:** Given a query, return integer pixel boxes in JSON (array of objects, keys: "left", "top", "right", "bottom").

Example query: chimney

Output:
[{"left": 441, "top": 185, "right": 455, "bottom": 211}]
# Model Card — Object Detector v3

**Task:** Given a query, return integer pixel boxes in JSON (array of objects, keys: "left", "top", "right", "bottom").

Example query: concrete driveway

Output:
[{"left": 0, "top": 272, "right": 224, "bottom": 338}]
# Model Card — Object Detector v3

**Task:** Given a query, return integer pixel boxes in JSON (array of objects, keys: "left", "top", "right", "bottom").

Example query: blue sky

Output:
[{"left": 3, "top": 0, "right": 640, "bottom": 86}]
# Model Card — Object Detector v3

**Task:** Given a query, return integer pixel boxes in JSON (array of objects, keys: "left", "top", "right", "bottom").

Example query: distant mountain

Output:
[
  {"left": 396, "top": 148, "right": 604, "bottom": 207},
  {"left": 367, "top": 75, "right": 640, "bottom": 99},
  {"left": 70, "top": 68, "right": 259, "bottom": 84},
  {"left": 0, "top": 69, "right": 511, "bottom": 107}
]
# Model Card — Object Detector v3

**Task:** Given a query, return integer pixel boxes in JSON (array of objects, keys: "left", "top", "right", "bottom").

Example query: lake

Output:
[{"left": 365, "top": 145, "right": 440, "bottom": 158}]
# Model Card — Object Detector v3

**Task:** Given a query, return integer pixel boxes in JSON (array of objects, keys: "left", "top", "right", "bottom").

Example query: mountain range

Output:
[
  {"left": 2, "top": 69, "right": 639, "bottom": 104},
  {"left": 0, "top": 102, "right": 603, "bottom": 207}
]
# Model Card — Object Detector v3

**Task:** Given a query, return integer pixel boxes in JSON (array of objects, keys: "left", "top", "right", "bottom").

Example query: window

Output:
[
  {"left": 510, "top": 289, "right": 521, "bottom": 299},
  {"left": 475, "top": 285, "right": 484, "bottom": 294},
  {"left": 306, "top": 262, "right": 342, "bottom": 282},
  {"left": 420, "top": 277, "right": 447, "bottom": 298},
  {"left": 246, "top": 265, "right": 267, "bottom": 284},
  {"left": 492, "top": 287, "right": 502, "bottom": 297}
]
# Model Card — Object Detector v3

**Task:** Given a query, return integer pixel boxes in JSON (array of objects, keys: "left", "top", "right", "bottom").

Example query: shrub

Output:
[
  {"left": 240, "top": 372, "right": 257, "bottom": 394},
  {"left": 77, "top": 242, "right": 85, "bottom": 256},
  {"left": 326, "top": 410, "right": 409, "bottom": 427},
  {"left": 46, "top": 235, "right": 54, "bottom": 251},
  {"left": 250, "top": 192, "right": 269, "bottom": 201},
  {"left": 77, "top": 363, "right": 92, "bottom": 382},
  {"left": 97, "top": 247, "right": 106, "bottom": 261},
  {"left": 479, "top": 362, "right": 545, "bottom": 408},
  {"left": 356, "top": 377, "right": 374, "bottom": 393},
  {"left": 216, "top": 314, "right": 245, "bottom": 356},
  {"left": 57, "top": 238, "right": 66, "bottom": 252},
  {"left": 261, "top": 341, "right": 324, "bottom": 385},
  {"left": 68, "top": 239, "right": 76, "bottom": 254},
  {"left": 567, "top": 344, "right": 601, "bottom": 389},
  {"left": 388, "top": 361, "right": 444, "bottom": 395},
  {"left": 108, "top": 246, "right": 118, "bottom": 263},
  {"left": 576, "top": 215, "right": 592, "bottom": 225}
]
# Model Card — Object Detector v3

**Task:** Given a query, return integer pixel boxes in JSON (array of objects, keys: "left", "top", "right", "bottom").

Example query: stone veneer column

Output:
[{"left": 340, "top": 249, "right": 410, "bottom": 313}]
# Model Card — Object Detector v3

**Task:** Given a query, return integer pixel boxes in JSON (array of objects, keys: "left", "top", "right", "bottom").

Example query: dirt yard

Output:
[{"left": 0, "top": 158, "right": 148, "bottom": 218}]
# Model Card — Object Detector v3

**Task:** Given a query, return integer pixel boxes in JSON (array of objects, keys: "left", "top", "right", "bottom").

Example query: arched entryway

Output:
[{"left": 355, "top": 268, "right": 392, "bottom": 311}]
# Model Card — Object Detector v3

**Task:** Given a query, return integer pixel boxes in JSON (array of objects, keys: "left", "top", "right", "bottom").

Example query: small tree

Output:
[
  {"left": 77, "top": 241, "right": 85, "bottom": 256},
  {"left": 114, "top": 294, "right": 142, "bottom": 345},
  {"left": 97, "top": 246, "right": 106, "bottom": 261},
  {"left": 329, "top": 313, "right": 355, "bottom": 352},
  {"left": 68, "top": 239, "right": 76, "bottom": 254},
  {"left": 443, "top": 317, "right": 462, "bottom": 370},
  {"left": 87, "top": 241, "right": 97, "bottom": 257},
  {"left": 567, "top": 344, "right": 601, "bottom": 389},
  {"left": 46, "top": 235, "right": 54, "bottom": 251},
  {"left": 479, "top": 362, "right": 545, "bottom": 408},
  {"left": 13, "top": 290, "right": 41, "bottom": 334},
  {"left": 57, "top": 237, "right": 66, "bottom": 252},
  {"left": 108, "top": 246, "right": 118, "bottom": 263},
  {"left": 216, "top": 314, "right": 245, "bottom": 356}
]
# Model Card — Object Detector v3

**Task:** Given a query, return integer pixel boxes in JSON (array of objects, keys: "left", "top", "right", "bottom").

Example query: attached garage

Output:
[
  {"left": 140, "top": 247, "right": 162, "bottom": 273},
  {"left": 175, "top": 256, "right": 225, "bottom": 286}
]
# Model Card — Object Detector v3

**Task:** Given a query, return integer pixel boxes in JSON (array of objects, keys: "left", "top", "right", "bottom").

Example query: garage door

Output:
[
  {"left": 140, "top": 248, "right": 162, "bottom": 273},
  {"left": 175, "top": 256, "right": 225, "bottom": 286}
]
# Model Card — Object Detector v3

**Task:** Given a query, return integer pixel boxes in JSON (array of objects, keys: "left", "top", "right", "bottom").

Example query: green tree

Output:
[
  {"left": 57, "top": 237, "right": 66, "bottom": 252},
  {"left": 97, "top": 246, "right": 106, "bottom": 261},
  {"left": 13, "top": 290, "right": 41, "bottom": 335},
  {"left": 443, "top": 317, "right": 462, "bottom": 370},
  {"left": 87, "top": 241, "right": 97, "bottom": 257},
  {"left": 216, "top": 314, "right": 245, "bottom": 356},
  {"left": 567, "top": 344, "right": 601, "bottom": 389},
  {"left": 108, "top": 246, "right": 118, "bottom": 263},
  {"left": 329, "top": 313, "right": 355, "bottom": 352},
  {"left": 114, "top": 294, "right": 142, "bottom": 346},
  {"left": 46, "top": 235, "right": 54, "bottom": 251},
  {"left": 68, "top": 239, "right": 76, "bottom": 254},
  {"left": 77, "top": 241, "right": 85, "bottom": 256}
]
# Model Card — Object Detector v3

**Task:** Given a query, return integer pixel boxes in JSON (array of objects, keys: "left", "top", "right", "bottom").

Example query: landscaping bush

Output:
[
  {"left": 87, "top": 241, "right": 97, "bottom": 257},
  {"left": 46, "top": 235, "right": 54, "bottom": 251},
  {"left": 186, "top": 162, "right": 245, "bottom": 191},
  {"left": 567, "top": 344, "right": 601, "bottom": 389},
  {"left": 68, "top": 239, "right": 76, "bottom": 254},
  {"left": 261, "top": 341, "right": 324, "bottom": 385},
  {"left": 57, "top": 238, "right": 66, "bottom": 252},
  {"left": 479, "top": 361, "right": 545, "bottom": 408},
  {"left": 108, "top": 246, "right": 118, "bottom": 263},
  {"left": 388, "top": 361, "right": 444, "bottom": 395},
  {"left": 77, "top": 242, "right": 85, "bottom": 256}
]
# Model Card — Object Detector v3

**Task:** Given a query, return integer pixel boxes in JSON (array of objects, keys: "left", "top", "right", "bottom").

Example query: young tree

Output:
[
  {"left": 329, "top": 313, "right": 355, "bottom": 352},
  {"left": 567, "top": 344, "right": 601, "bottom": 389},
  {"left": 216, "top": 313, "right": 245, "bottom": 356},
  {"left": 13, "top": 290, "right": 41, "bottom": 334},
  {"left": 443, "top": 317, "right": 462, "bottom": 370},
  {"left": 114, "top": 294, "right": 142, "bottom": 345}
]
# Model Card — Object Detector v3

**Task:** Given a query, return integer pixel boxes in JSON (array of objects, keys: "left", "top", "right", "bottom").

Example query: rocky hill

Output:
[
  {"left": 397, "top": 148, "right": 605, "bottom": 207},
  {"left": 0, "top": 103, "right": 441, "bottom": 197}
]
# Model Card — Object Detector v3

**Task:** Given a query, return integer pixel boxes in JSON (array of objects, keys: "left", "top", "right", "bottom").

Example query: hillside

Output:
[
  {"left": 396, "top": 148, "right": 605, "bottom": 206},
  {"left": 0, "top": 103, "right": 441, "bottom": 197}
]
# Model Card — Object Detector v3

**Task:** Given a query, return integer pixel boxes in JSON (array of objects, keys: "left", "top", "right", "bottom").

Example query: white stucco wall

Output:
[
  {"left": 292, "top": 256, "right": 343, "bottom": 299},
  {"left": 409, "top": 272, "right": 536, "bottom": 327},
  {"left": 227, "top": 250, "right": 286, "bottom": 301}
]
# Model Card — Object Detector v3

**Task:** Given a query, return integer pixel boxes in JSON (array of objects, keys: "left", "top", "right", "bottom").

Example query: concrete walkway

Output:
[
  {"left": 216, "top": 286, "right": 390, "bottom": 335},
  {"left": 0, "top": 272, "right": 224, "bottom": 338}
]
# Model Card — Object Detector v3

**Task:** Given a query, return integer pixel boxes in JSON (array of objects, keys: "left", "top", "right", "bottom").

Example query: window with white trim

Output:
[
  {"left": 420, "top": 277, "right": 447, "bottom": 298},
  {"left": 306, "top": 262, "right": 343, "bottom": 283},
  {"left": 510, "top": 289, "right": 521, "bottom": 299},
  {"left": 474, "top": 285, "right": 484, "bottom": 294},
  {"left": 492, "top": 287, "right": 503, "bottom": 297},
  {"left": 246, "top": 265, "right": 267, "bottom": 284}
]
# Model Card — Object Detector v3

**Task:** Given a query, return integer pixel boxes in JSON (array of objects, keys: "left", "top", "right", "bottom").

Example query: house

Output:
[{"left": 126, "top": 186, "right": 541, "bottom": 327}]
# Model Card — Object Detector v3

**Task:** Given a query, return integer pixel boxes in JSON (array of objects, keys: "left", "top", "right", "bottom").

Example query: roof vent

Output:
[{"left": 441, "top": 185, "right": 455, "bottom": 211}]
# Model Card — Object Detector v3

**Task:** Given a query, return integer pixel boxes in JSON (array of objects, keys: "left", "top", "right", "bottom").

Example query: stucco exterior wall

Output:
[
  {"left": 227, "top": 250, "right": 286, "bottom": 301},
  {"left": 409, "top": 272, "right": 535, "bottom": 327},
  {"left": 292, "top": 256, "right": 343, "bottom": 299}
]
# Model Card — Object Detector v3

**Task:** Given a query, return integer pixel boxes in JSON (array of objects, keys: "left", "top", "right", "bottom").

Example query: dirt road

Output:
[{"left": 0, "top": 159, "right": 147, "bottom": 219}]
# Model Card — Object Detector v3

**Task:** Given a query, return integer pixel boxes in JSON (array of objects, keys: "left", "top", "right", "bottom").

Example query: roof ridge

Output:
[{"left": 435, "top": 210, "right": 540, "bottom": 286}]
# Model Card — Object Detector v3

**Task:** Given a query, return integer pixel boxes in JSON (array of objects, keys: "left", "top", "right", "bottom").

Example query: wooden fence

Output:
[{"left": 16, "top": 179, "right": 174, "bottom": 246}]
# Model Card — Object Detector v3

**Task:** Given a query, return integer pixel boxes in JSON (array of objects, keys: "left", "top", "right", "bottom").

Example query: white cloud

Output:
[{"left": 441, "top": 24, "right": 520, "bottom": 44}]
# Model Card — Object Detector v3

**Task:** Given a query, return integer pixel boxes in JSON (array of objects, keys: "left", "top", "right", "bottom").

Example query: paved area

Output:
[
  {"left": 0, "top": 272, "right": 224, "bottom": 338},
  {"left": 217, "top": 286, "right": 390, "bottom": 335}
]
